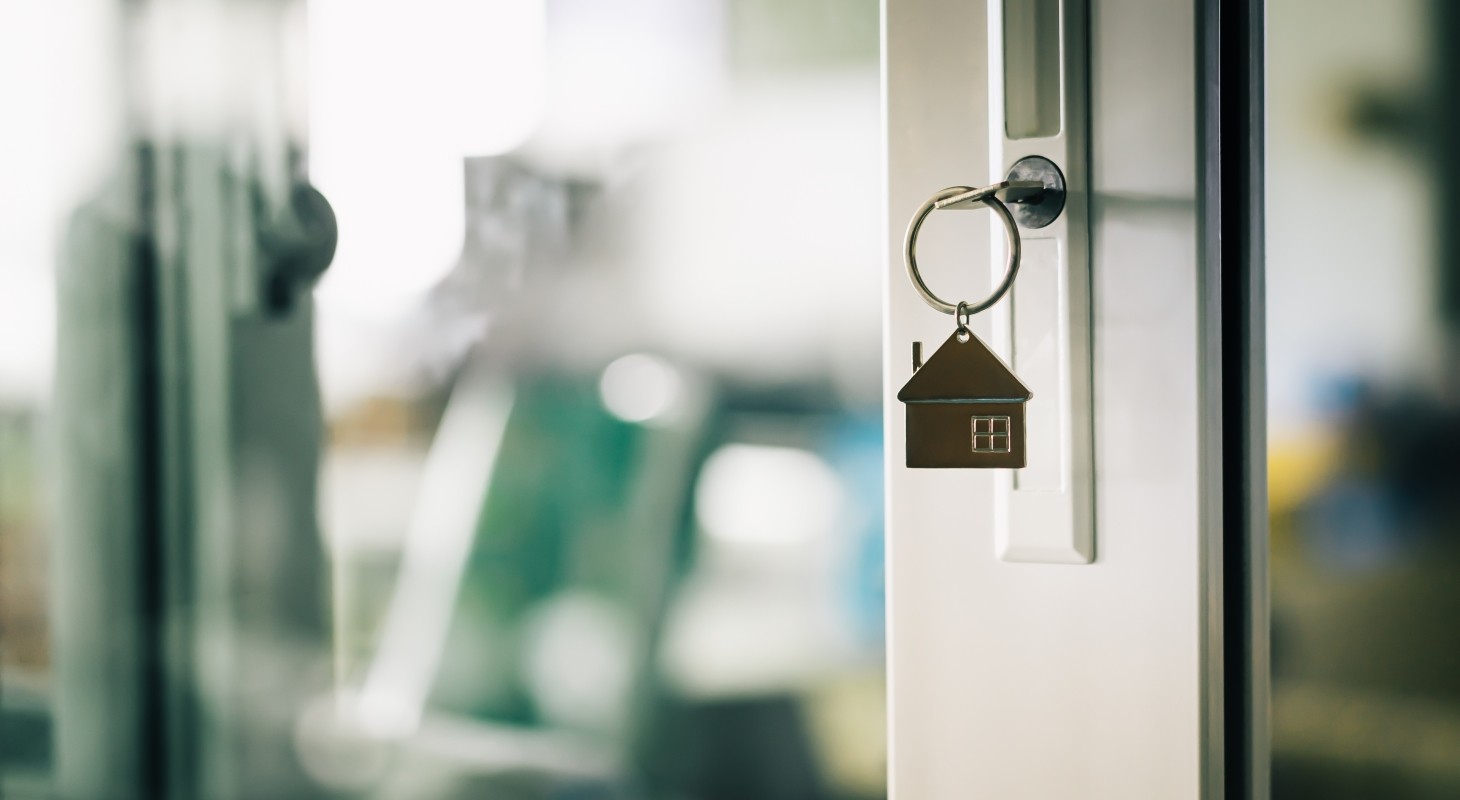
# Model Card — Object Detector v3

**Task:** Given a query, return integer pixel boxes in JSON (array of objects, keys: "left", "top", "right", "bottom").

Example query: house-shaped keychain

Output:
[{"left": 897, "top": 330, "right": 1033, "bottom": 469}]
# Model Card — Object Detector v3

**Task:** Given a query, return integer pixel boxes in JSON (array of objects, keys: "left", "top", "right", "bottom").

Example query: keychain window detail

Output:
[{"left": 972, "top": 416, "right": 1012, "bottom": 453}]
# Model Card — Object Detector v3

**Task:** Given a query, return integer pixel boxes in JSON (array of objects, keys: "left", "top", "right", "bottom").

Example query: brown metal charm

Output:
[{"left": 897, "top": 328, "right": 1032, "bottom": 469}]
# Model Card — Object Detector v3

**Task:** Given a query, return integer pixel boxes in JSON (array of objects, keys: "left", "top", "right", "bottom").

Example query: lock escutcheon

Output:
[{"left": 1003, "top": 155, "right": 1066, "bottom": 229}]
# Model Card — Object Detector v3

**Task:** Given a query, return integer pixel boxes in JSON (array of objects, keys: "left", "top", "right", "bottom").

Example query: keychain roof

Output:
[{"left": 897, "top": 329, "right": 1032, "bottom": 404}]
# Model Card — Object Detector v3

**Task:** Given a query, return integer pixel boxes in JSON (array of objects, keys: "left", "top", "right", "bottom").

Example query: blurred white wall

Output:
[
  {"left": 0, "top": 0, "right": 126, "bottom": 406},
  {"left": 1266, "top": 0, "right": 1432, "bottom": 434}
]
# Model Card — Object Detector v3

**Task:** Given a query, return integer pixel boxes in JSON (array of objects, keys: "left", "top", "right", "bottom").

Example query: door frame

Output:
[
  {"left": 1200, "top": 0, "right": 1268, "bottom": 796},
  {"left": 882, "top": 0, "right": 1267, "bottom": 796}
]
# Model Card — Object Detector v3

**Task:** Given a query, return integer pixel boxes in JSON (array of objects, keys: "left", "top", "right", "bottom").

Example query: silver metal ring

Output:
[{"left": 903, "top": 185, "right": 1022, "bottom": 317}]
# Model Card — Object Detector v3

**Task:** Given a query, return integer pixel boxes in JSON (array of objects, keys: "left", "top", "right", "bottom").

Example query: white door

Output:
[{"left": 884, "top": 1, "right": 1264, "bottom": 797}]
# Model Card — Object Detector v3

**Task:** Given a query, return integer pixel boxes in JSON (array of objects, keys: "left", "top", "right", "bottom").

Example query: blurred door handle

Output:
[{"left": 258, "top": 182, "right": 338, "bottom": 316}]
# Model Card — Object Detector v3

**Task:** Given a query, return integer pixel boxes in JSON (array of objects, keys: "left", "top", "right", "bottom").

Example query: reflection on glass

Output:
[
  {"left": 6, "top": 0, "right": 882, "bottom": 798},
  {"left": 315, "top": 0, "right": 883, "bottom": 793},
  {"left": 1269, "top": 0, "right": 1460, "bottom": 796}
]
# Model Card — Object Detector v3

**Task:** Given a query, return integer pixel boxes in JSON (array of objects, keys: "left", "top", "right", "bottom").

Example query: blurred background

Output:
[
  {"left": 1, "top": 0, "right": 884, "bottom": 798},
  {"left": 1267, "top": 0, "right": 1460, "bottom": 796}
]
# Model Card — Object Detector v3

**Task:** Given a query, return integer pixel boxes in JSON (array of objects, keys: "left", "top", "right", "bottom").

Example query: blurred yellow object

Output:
[
  {"left": 803, "top": 670, "right": 887, "bottom": 796},
  {"left": 1268, "top": 429, "right": 1340, "bottom": 516}
]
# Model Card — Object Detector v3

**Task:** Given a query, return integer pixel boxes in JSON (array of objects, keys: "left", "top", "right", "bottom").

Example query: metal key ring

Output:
[{"left": 903, "top": 185, "right": 1022, "bottom": 317}]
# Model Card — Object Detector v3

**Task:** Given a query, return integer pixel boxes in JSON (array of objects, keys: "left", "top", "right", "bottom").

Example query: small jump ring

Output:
[{"left": 903, "top": 185, "right": 1022, "bottom": 318}]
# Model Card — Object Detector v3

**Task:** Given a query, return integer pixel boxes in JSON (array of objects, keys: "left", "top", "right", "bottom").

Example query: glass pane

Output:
[
  {"left": 1268, "top": 1, "right": 1460, "bottom": 796},
  {"left": 19, "top": 1, "right": 884, "bottom": 798},
  {"left": 312, "top": 1, "right": 885, "bottom": 795}
]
